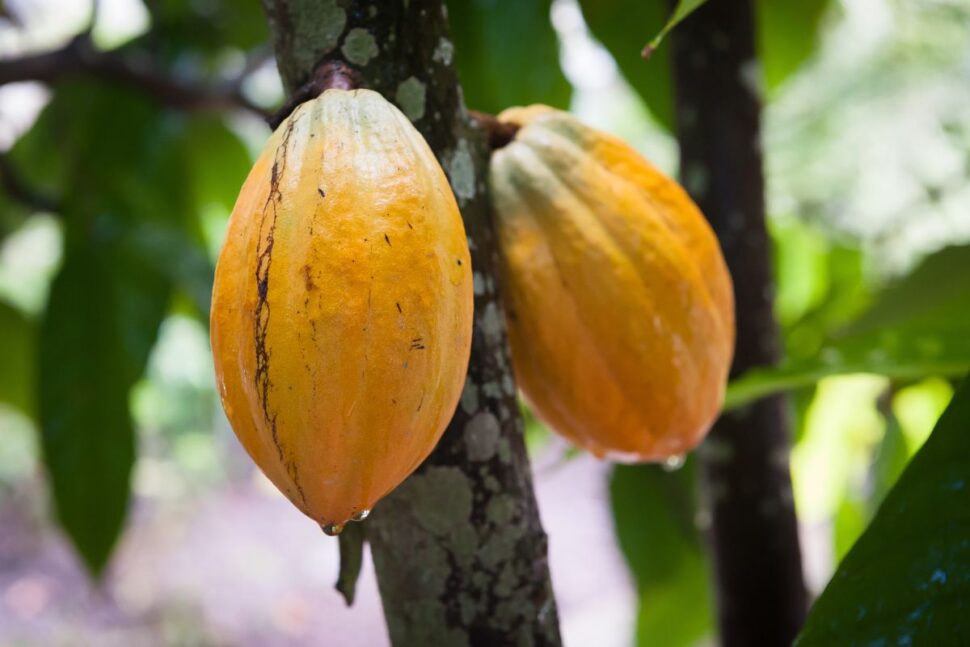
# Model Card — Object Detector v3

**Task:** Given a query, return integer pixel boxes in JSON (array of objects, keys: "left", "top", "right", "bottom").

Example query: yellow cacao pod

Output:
[
  {"left": 489, "top": 106, "right": 734, "bottom": 462},
  {"left": 210, "top": 89, "right": 474, "bottom": 531}
]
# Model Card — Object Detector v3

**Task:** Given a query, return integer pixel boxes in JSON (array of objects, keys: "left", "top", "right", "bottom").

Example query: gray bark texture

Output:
[
  {"left": 259, "top": 2, "right": 562, "bottom": 645},
  {"left": 669, "top": 1, "right": 808, "bottom": 645}
]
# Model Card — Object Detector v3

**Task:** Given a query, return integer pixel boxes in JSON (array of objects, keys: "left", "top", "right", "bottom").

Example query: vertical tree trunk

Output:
[
  {"left": 260, "top": 1, "right": 562, "bottom": 645},
  {"left": 669, "top": 1, "right": 808, "bottom": 645}
]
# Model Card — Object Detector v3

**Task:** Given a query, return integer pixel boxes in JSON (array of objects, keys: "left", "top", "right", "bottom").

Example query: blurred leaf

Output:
[
  {"left": 611, "top": 460, "right": 713, "bottom": 647},
  {"left": 0, "top": 300, "right": 34, "bottom": 415},
  {"left": 771, "top": 216, "right": 832, "bottom": 326},
  {"left": 446, "top": 0, "right": 569, "bottom": 113},
  {"left": 870, "top": 393, "right": 909, "bottom": 508},
  {"left": 15, "top": 82, "right": 215, "bottom": 314},
  {"left": 842, "top": 245, "right": 970, "bottom": 336},
  {"left": 791, "top": 375, "right": 886, "bottom": 525},
  {"left": 336, "top": 522, "right": 366, "bottom": 606},
  {"left": 727, "top": 244, "right": 970, "bottom": 409},
  {"left": 756, "top": 0, "right": 830, "bottom": 92},
  {"left": 579, "top": 0, "right": 675, "bottom": 130},
  {"left": 125, "top": 222, "right": 213, "bottom": 317},
  {"left": 795, "top": 374, "right": 970, "bottom": 645},
  {"left": 832, "top": 496, "right": 867, "bottom": 562},
  {"left": 183, "top": 116, "right": 252, "bottom": 211},
  {"left": 39, "top": 239, "right": 171, "bottom": 575},
  {"left": 146, "top": 0, "right": 267, "bottom": 62},
  {"left": 26, "top": 81, "right": 218, "bottom": 573},
  {"left": 646, "top": 0, "right": 707, "bottom": 52}
]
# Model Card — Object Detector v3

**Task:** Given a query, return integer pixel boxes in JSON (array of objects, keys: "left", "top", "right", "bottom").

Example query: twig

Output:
[
  {"left": 0, "top": 154, "right": 60, "bottom": 213},
  {"left": 267, "top": 60, "right": 359, "bottom": 129},
  {"left": 0, "top": 34, "right": 269, "bottom": 119},
  {"left": 468, "top": 110, "right": 519, "bottom": 150}
]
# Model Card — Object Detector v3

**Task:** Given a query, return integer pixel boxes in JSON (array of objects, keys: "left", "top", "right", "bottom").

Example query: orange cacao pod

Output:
[
  {"left": 210, "top": 89, "right": 474, "bottom": 531},
  {"left": 489, "top": 106, "right": 735, "bottom": 462}
]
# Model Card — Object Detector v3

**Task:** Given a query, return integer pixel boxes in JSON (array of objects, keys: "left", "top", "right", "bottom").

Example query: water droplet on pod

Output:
[
  {"left": 662, "top": 454, "right": 685, "bottom": 472},
  {"left": 321, "top": 522, "right": 344, "bottom": 536},
  {"left": 351, "top": 509, "right": 371, "bottom": 522}
]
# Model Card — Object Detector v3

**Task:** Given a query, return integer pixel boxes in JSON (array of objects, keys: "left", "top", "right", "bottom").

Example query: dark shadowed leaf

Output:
[
  {"left": 39, "top": 239, "right": 171, "bottom": 575},
  {"left": 0, "top": 300, "right": 34, "bottom": 416},
  {"left": 611, "top": 460, "right": 713, "bottom": 646},
  {"left": 795, "top": 375, "right": 970, "bottom": 645},
  {"left": 18, "top": 82, "right": 215, "bottom": 314},
  {"left": 26, "top": 81, "right": 215, "bottom": 573},
  {"left": 446, "top": 0, "right": 570, "bottom": 114},
  {"left": 146, "top": 0, "right": 267, "bottom": 61}
]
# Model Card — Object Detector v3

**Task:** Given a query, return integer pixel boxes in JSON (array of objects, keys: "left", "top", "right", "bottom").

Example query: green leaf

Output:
[
  {"left": 183, "top": 116, "right": 253, "bottom": 212},
  {"left": 18, "top": 82, "right": 216, "bottom": 315},
  {"left": 646, "top": 0, "right": 707, "bottom": 53},
  {"left": 611, "top": 460, "right": 713, "bottom": 647},
  {"left": 756, "top": 0, "right": 830, "bottom": 92},
  {"left": 39, "top": 239, "right": 171, "bottom": 575},
  {"left": 145, "top": 0, "right": 267, "bottom": 61},
  {"left": 26, "top": 81, "right": 210, "bottom": 573},
  {"left": 579, "top": 0, "right": 675, "bottom": 130},
  {"left": 0, "top": 300, "right": 34, "bottom": 415},
  {"left": 446, "top": 0, "right": 570, "bottom": 114},
  {"left": 795, "top": 374, "right": 970, "bottom": 645},
  {"left": 726, "top": 244, "right": 970, "bottom": 409}
]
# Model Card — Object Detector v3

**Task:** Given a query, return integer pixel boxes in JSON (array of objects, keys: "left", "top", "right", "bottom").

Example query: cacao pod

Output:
[
  {"left": 489, "top": 105, "right": 734, "bottom": 462},
  {"left": 210, "top": 89, "right": 474, "bottom": 532}
]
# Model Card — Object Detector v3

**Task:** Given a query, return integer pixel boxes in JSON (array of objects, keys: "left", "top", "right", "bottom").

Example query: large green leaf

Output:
[
  {"left": 16, "top": 82, "right": 216, "bottom": 312},
  {"left": 727, "top": 244, "right": 970, "bottom": 409},
  {"left": 795, "top": 374, "right": 970, "bottom": 644},
  {"left": 579, "top": 0, "right": 675, "bottom": 130},
  {"left": 0, "top": 300, "right": 34, "bottom": 415},
  {"left": 39, "top": 240, "right": 171, "bottom": 575},
  {"left": 24, "top": 82, "right": 212, "bottom": 573},
  {"left": 446, "top": 0, "right": 570, "bottom": 114},
  {"left": 611, "top": 460, "right": 713, "bottom": 647}
]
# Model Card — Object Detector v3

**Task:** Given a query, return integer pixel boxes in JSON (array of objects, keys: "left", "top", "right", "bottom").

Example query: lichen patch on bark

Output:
[{"left": 395, "top": 76, "right": 427, "bottom": 121}]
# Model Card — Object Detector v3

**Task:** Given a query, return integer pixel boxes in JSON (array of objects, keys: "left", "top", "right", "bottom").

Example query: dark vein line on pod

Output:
[{"left": 253, "top": 113, "right": 307, "bottom": 504}]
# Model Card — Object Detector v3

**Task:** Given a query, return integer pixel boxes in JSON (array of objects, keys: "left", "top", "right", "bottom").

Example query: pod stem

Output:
[
  {"left": 468, "top": 110, "right": 519, "bottom": 150},
  {"left": 267, "top": 60, "right": 361, "bottom": 129}
]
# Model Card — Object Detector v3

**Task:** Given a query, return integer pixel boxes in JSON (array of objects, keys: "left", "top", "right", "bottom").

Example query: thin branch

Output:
[
  {"left": 0, "top": 154, "right": 60, "bottom": 213},
  {"left": 0, "top": 34, "right": 269, "bottom": 119}
]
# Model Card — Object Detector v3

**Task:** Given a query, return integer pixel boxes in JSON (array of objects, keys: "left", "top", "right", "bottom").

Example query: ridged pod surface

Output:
[
  {"left": 211, "top": 89, "right": 473, "bottom": 529},
  {"left": 489, "top": 105, "right": 734, "bottom": 462}
]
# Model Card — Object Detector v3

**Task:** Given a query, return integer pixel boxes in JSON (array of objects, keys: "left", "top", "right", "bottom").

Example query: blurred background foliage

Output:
[{"left": 0, "top": 0, "right": 968, "bottom": 644}]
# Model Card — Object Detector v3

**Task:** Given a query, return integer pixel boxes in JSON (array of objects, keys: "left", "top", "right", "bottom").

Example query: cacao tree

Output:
[{"left": 0, "top": 0, "right": 969, "bottom": 645}]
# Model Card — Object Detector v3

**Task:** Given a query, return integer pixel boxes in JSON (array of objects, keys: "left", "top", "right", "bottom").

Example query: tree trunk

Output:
[
  {"left": 669, "top": 1, "right": 808, "bottom": 645},
  {"left": 259, "top": 2, "right": 562, "bottom": 645}
]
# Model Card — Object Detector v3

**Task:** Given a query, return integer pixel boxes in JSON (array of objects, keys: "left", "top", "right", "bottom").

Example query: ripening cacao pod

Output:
[
  {"left": 210, "top": 89, "right": 474, "bottom": 532},
  {"left": 489, "top": 105, "right": 734, "bottom": 462}
]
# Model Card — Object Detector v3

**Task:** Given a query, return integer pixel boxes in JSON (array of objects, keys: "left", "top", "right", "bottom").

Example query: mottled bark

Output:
[
  {"left": 259, "top": 1, "right": 562, "bottom": 645},
  {"left": 669, "top": 1, "right": 808, "bottom": 645}
]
